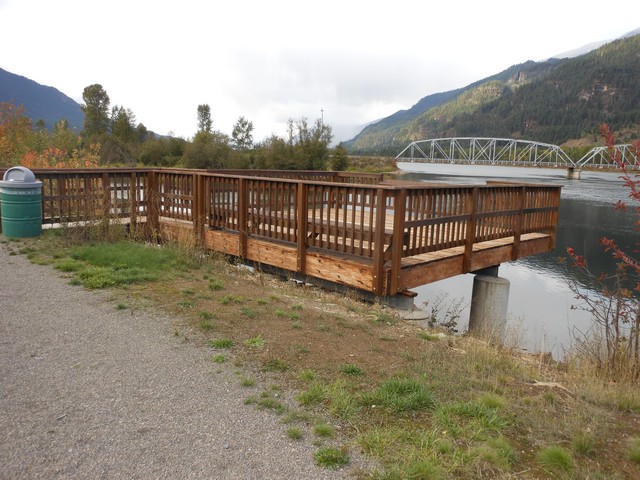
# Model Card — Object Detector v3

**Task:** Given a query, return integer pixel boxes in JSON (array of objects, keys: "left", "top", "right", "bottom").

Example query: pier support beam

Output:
[
  {"left": 567, "top": 166, "right": 582, "bottom": 180},
  {"left": 468, "top": 275, "right": 510, "bottom": 343}
]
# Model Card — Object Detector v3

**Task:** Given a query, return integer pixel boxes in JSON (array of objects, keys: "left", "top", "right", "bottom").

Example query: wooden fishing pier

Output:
[{"left": 0, "top": 168, "right": 561, "bottom": 299}]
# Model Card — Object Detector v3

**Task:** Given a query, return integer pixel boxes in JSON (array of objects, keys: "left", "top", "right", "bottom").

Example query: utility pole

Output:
[{"left": 320, "top": 108, "right": 324, "bottom": 127}]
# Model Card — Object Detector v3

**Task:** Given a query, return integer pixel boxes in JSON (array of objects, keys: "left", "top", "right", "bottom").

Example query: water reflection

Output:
[{"left": 397, "top": 163, "right": 638, "bottom": 357}]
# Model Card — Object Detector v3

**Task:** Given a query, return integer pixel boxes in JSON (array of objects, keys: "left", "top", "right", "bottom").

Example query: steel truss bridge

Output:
[{"left": 396, "top": 137, "right": 639, "bottom": 170}]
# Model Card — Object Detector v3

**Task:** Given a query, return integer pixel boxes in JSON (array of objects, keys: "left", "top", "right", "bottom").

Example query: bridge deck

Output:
[{"left": 6, "top": 168, "right": 561, "bottom": 297}]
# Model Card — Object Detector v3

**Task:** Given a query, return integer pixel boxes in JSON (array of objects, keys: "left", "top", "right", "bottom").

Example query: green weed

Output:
[
  {"left": 314, "top": 447, "right": 349, "bottom": 469},
  {"left": 313, "top": 422, "right": 335, "bottom": 438},
  {"left": 626, "top": 437, "right": 640, "bottom": 464},
  {"left": 536, "top": 445, "right": 574, "bottom": 475},
  {"left": 361, "top": 378, "right": 435, "bottom": 414},
  {"left": 287, "top": 427, "right": 303, "bottom": 440},
  {"left": 209, "top": 338, "right": 234, "bottom": 349},
  {"left": 245, "top": 335, "right": 265, "bottom": 348},
  {"left": 263, "top": 358, "right": 289, "bottom": 372},
  {"left": 208, "top": 278, "right": 224, "bottom": 290},
  {"left": 240, "top": 377, "right": 256, "bottom": 387},
  {"left": 572, "top": 432, "right": 595, "bottom": 456},
  {"left": 199, "top": 319, "right": 214, "bottom": 330},
  {"left": 339, "top": 364, "right": 364, "bottom": 376}
]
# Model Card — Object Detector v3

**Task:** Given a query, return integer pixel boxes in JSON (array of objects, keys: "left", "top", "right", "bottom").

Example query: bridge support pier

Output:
[
  {"left": 468, "top": 272, "right": 510, "bottom": 344},
  {"left": 567, "top": 166, "right": 582, "bottom": 180}
]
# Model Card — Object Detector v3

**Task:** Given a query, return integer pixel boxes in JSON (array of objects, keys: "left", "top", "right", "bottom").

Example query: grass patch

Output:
[
  {"left": 198, "top": 311, "right": 214, "bottom": 320},
  {"left": 287, "top": 427, "right": 303, "bottom": 440},
  {"left": 313, "top": 422, "right": 335, "bottom": 438},
  {"left": 297, "top": 383, "right": 326, "bottom": 407},
  {"left": 314, "top": 447, "right": 349, "bottom": 469},
  {"left": 54, "top": 258, "right": 84, "bottom": 272},
  {"left": 241, "top": 306, "right": 257, "bottom": 319},
  {"left": 115, "top": 303, "right": 127, "bottom": 310},
  {"left": 221, "top": 294, "right": 244, "bottom": 305},
  {"left": 209, "top": 338, "right": 234, "bottom": 349},
  {"left": 239, "top": 376, "right": 256, "bottom": 387},
  {"left": 626, "top": 437, "right": 640, "bottom": 464},
  {"left": 361, "top": 378, "right": 435, "bottom": 414},
  {"left": 245, "top": 335, "right": 265, "bottom": 348},
  {"left": 245, "top": 391, "right": 288, "bottom": 415},
  {"left": 211, "top": 354, "right": 226, "bottom": 363},
  {"left": 177, "top": 300, "right": 196, "bottom": 308},
  {"left": 199, "top": 319, "right": 214, "bottom": 330},
  {"left": 263, "top": 358, "right": 289, "bottom": 372},
  {"left": 339, "top": 364, "right": 364, "bottom": 376},
  {"left": 572, "top": 432, "right": 595, "bottom": 457},
  {"left": 208, "top": 278, "right": 224, "bottom": 290},
  {"left": 536, "top": 445, "right": 574, "bottom": 475}
]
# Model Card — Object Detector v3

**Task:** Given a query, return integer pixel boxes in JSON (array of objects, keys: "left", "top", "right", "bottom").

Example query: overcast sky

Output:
[{"left": 1, "top": 0, "right": 638, "bottom": 143}]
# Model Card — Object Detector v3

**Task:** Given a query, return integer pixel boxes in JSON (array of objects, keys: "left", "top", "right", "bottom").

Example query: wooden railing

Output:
[{"left": 1, "top": 168, "right": 561, "bottom": 296}]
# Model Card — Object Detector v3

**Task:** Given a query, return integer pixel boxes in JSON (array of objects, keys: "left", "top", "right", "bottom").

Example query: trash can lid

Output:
[{"left": 0, "top": 166, "right": 42, "bottom": 188}]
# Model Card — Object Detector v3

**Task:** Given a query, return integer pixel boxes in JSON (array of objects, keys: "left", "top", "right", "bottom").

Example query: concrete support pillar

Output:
[
  {"left": 567, "top": 167, "right": 582, "bottom": 180},
  {"left": 468, "top": 275, "right": 510, "bottom": 343}
]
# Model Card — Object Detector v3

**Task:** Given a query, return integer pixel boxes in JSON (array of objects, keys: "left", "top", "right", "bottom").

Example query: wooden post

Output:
[
  {"left": 296, "top": 181, "right": 308, "bottom": 273},
  {"left": 372, "top": 188, "right": 388, "bottom": 296},
  {"left": 549, "top": 188, "right": 560, "bottom": 250},
  {"left": 101, "top": 172, "right": 111, "bottom": 236},
  {"left": 193, "top": 173, "right": 206, "bottom": 245},
  {"left": 238, "top": 178, "right": 248, "bottom": 259},
  {"left": 389, "top": 188, "right": 407, "bottom": 294},
  {"left": 463, "top": 187, "right": 478, "bottom": 273},
  {"left": 146, "top": 170, "right": 160, "bottom": 239},
  {"left": 511, "top": 186, "right": 525, "bottom": 260},
  {"left": 129, "top": 172, "right": 137, "bottom": 230}
]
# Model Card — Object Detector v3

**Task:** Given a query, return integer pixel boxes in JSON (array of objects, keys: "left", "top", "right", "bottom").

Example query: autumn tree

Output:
[
  {"left": 566, "top": 124, "right": 640, "bottom": 382},
  {"left": 0, "top": 102, "right": 32, "bottom": 167}
]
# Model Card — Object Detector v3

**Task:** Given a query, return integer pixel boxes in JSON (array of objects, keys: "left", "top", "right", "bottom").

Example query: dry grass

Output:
[{"left": 8, "top": 230, "right": 640, "bottom": 479}]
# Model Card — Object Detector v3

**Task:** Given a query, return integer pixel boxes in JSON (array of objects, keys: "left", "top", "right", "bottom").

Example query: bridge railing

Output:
[{"left": 1, "top": 168, "right": 560, "bottom": 296}]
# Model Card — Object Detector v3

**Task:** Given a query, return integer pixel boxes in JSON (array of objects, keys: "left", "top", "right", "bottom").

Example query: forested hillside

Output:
[
  {"left": 346, "top": 34, "right": 640, "bottom": 155},
  {"left": 0, "top": 68, "right": 83, "bottom": 131}
]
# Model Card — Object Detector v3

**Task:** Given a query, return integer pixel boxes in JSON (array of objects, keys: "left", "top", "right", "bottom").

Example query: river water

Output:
[{"left": 396, "top": 162, "right": 638, "bottom": 358}]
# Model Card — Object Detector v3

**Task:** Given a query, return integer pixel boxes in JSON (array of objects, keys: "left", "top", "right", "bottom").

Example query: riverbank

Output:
[{"left": 2, "top": 231, "right": 640, "bottom": 478}]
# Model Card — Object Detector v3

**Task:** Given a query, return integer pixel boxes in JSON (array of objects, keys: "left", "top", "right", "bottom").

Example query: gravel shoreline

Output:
[{"left": 0, "top": 243, "right": 364, "bottom": 479}]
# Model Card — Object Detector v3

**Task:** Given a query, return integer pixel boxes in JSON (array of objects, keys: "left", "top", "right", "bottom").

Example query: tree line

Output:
[{"left": 1, "top": 84, "right": 349, "bottom": 171}]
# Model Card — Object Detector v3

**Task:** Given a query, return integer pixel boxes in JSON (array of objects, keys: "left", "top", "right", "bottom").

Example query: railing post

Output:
[
  {"left": 296, "top": 181, "right": 308, "bottom": 273},
  {"left": 191, "top": 173, "right": 205, "bottom": 245},
  {"left": 129, "top": 172, "right": 138, "bottom": 231},
  {"left": 463, "top": 187, "right": 478, "bottom": 273},
  {"left": 511, "top": 186, "right": 525, "bottom": 260},
  {"left": 372, "top": 188, "right": 388, "bottom": 296},
  {"left": 101, "top": 172, "right": 111, "bottom": 235},
  {"left": 390, "top": 188, "right": 407, "bottom": 294},
  {"left": 238, "top": 178, "right": 248, "bottom": 259},
  {"left": 146, "top": 170, "right": 160, "bottom": 239}
]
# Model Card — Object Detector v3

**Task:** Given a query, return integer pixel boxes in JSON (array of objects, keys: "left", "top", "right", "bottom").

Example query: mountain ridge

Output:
[
  {"left": 345, "top": 32, "right": 640, "bottom": 155},
  {"left": 0, "top": 68, "right": 84, "bottom": 131}
]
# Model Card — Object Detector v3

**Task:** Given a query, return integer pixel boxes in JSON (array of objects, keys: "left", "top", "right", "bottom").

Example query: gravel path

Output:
[{"left": 0, "top": 244, "right": 363, "bottom": 479}]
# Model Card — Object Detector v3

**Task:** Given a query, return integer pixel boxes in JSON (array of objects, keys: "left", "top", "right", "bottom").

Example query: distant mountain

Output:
[
  {"left": 0, "top": 68, "right": 83, "bottom": 131},
  {"left": 345, "top": 33, "right": 640, "bottom": 155}
]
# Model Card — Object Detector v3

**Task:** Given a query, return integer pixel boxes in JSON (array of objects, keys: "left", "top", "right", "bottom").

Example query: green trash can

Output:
[{"left": 0, "top": 166, "right": 43, "bottom": 238}]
